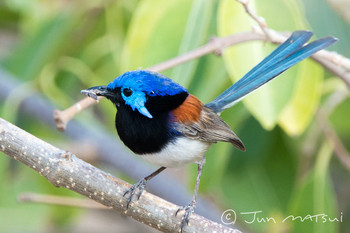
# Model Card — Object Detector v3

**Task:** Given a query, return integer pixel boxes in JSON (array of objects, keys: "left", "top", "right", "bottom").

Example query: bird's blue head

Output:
[{"left": 83, "top": 70, "right": 189, "bottom": 118}]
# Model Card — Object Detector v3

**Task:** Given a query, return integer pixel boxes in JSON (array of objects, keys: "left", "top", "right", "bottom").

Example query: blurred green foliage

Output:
[{"left": 0, "top": 0, "right": 349, "bottom": 232}]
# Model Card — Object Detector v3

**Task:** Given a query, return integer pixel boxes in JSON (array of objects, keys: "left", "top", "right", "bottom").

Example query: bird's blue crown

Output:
[
  {"left": 106, "top": 70, "right": 188, "bottom": 119},
  {"left": 107, "top": 70, "right": 188, "bottom": 96}
]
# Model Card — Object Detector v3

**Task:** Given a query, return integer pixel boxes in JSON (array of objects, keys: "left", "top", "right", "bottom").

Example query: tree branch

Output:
[
  {"left": 0, "top": 117, "right": 239, "bottom": 233},
  {"left": 147, "top": 32, "right": 263, "bottom": 72},
  {"left": 236, "top": 0, "right": 272, "bottom": 41},
  {"left": 0, "top": 69, "right": 227, "bottom": 223}
]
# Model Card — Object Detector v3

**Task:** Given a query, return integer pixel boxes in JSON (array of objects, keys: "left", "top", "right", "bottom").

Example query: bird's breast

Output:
[{"left": 142, "top": 136, "right": 210, "bottom": 167}]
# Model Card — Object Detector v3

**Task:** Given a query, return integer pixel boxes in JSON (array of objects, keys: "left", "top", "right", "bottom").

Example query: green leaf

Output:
[
  {"left": 2, "top": 12, "right": 79, "bottom": 80},
  {"left": 217, "top": 0, "right": 322, "bottom": 134},
  {"left": 278, "top": 59, "right": 323, "bottom": 135},
  {"left": 120, "top": 0, "right": 193, "bottom": 73},
  {"left": 288, "top": 143, "right": 339, "bottom": 233},
  {"left": 171, "top": 0, "right": 213, "bottom": 87},
  {"left": 329, "top": 97, "right": 350, "bottom": 137},
  {"left": 199, "top": 143, "right": 232, "bottom": 191},
  {"left": 189, "top": 54, "right": 231, "bottom": 103},
  {"left": 302, "top": 0, "right": 350, "bottom": 57}
]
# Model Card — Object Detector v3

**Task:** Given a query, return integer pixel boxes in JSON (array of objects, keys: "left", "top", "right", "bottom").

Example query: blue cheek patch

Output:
[{"left": 122, "top": 91, "right": 153, "bottom": 118}]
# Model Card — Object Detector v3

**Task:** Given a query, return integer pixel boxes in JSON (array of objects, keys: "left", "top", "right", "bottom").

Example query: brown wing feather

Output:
[{"left": 171, "top": 96, "right": 245, "bottom": 151}]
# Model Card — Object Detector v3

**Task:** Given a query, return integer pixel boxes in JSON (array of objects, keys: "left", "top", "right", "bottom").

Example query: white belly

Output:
[{"left": 141, "top": 137, "right": 210, "bottom": 167}]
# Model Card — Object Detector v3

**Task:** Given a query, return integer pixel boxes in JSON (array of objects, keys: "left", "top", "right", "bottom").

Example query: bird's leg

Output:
[
  {"left": 176, "top": 158, "right": 206, "bottom": 232},
  {"left": 123, "top": 166, "right": 166, "bottom": 208}
]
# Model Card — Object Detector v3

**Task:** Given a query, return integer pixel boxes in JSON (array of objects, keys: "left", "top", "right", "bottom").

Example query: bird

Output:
[{"left": 81, "top": 31, "right": 337, "bottom": 231}]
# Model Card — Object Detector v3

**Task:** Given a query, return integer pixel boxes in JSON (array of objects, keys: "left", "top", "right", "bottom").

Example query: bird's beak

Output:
[{"left": 81, "top": 86, "right": 114, "bottom": 100}]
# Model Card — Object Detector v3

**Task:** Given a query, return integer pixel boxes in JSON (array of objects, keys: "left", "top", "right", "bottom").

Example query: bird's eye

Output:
[{"left": 123, "top": 88, "right": 133, "bottom": 97}]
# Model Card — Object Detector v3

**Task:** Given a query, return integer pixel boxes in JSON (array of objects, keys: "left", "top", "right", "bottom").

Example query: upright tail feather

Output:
[{"left": 206, "top": 31, "right": 338, "bottom": 113}]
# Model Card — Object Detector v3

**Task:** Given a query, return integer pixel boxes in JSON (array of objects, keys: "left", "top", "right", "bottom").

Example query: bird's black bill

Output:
[{"left": 81, "top": 85, "right": 113, "bottom": 100}]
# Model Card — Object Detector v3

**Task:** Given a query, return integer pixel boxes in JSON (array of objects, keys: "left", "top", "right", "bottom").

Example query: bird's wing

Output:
[{"left": 174, "top": 106, "right": 245, "bottom": 151}]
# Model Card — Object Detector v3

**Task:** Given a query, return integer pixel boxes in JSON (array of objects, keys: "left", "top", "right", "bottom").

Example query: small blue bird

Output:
[{"left": 82, "top": 31, "right": 337, "bottom": 231}]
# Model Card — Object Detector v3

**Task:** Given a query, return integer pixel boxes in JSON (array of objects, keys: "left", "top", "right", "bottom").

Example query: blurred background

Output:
[{"left": 0, "top": 0, "right": 349, "bottom": 232}]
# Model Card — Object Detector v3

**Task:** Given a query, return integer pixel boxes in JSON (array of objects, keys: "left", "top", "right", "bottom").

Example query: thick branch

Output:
[
  {"left": 0, "top": 69, "right": 226, "bottom": 223},
  {"left": 0, "top": 117, "right": 239, "bottom": 233}
]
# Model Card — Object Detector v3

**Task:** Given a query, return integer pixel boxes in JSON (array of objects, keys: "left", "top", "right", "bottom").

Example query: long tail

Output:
[{"left": 206, "top": 31, "right": 338, "bottom": 113}]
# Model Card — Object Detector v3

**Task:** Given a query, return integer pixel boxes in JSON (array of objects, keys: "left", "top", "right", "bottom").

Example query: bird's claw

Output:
[
  {"left": 175, "top": 201, "right": 196, "bottom": 232},
  {"left": 123, "top": 179, "right": 147, "bottom": 208}
]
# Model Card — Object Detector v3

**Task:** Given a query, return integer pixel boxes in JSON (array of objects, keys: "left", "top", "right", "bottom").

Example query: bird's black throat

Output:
[{"left": 115, "top": 91, "right": 188, "bottom": 154}]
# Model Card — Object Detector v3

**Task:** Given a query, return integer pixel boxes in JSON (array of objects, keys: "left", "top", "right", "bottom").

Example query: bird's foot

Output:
[
  {"left": 123, "top": 178, "right": 147, "bottom": 208},
  {"left": 175, "top": 200, "right": 196, "bottom": 232}
]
